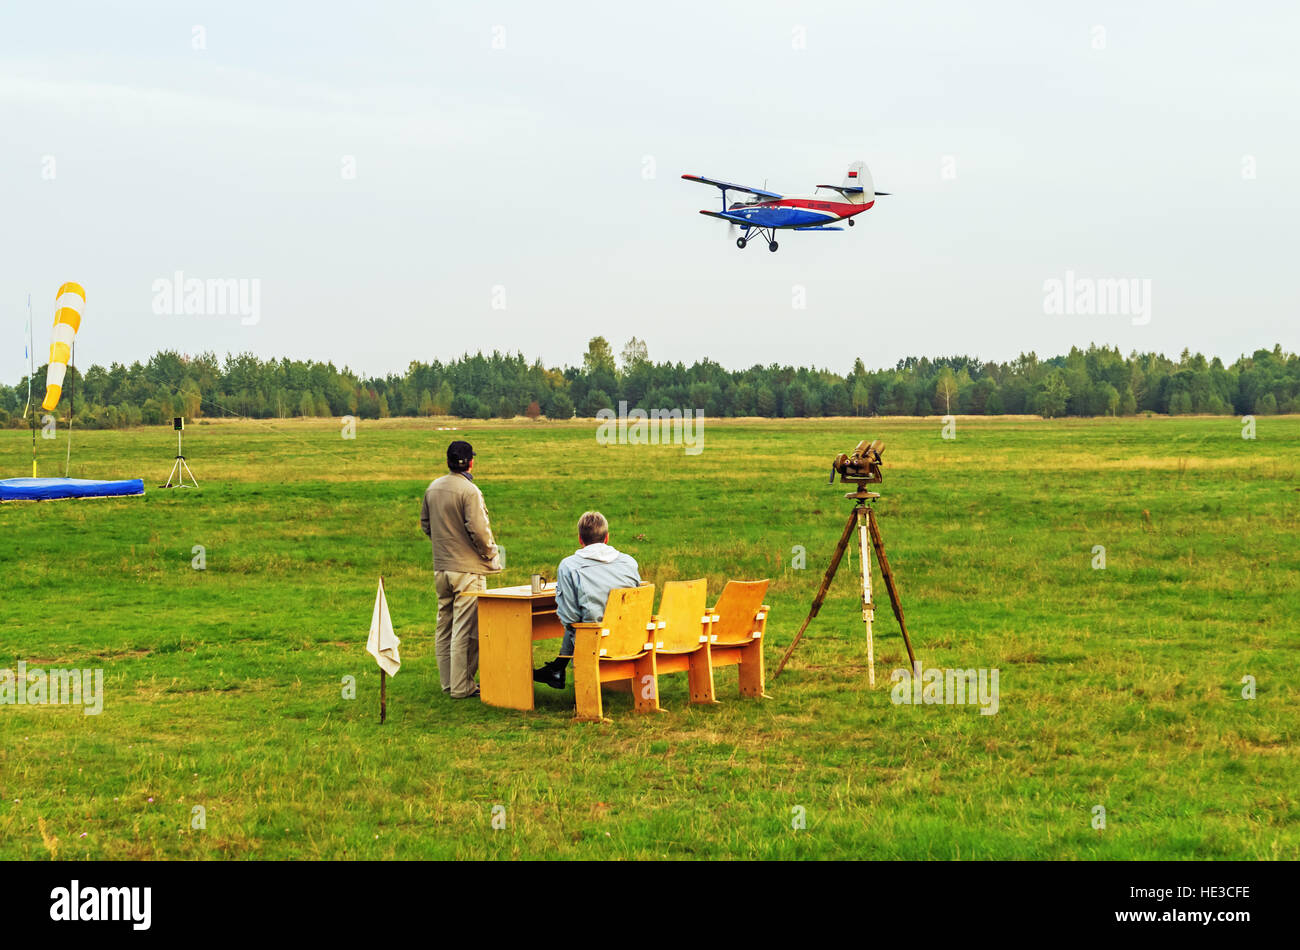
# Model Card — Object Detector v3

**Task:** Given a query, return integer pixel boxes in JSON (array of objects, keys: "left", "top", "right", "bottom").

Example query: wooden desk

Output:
[{"left": 474, "top": 584, "right": 565, "bottom": 710}]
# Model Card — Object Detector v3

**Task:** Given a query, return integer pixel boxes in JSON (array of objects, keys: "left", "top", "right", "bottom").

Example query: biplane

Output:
[{"left": 682, "top": 161, "right": 887, "bottom": 251}]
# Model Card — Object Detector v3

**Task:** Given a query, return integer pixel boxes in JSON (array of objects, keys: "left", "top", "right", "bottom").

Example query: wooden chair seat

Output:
[
  {"left": 649, "top": 579, "right": 716, "bottom": 705},
  {"left": 572, "top": 584, "right": 660, "bottom": 721},
  {"left": 705, "top": 579, "right": 771, "bottom": 698}
]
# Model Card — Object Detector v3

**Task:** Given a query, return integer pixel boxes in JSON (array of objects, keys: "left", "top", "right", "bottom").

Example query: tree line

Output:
[{"left": 2, "top": 337, "right": 1296, "bottom": 428}]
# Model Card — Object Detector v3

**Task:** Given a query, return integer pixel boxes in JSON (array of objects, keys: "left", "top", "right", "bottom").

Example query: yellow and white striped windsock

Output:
[{"left": 42, "top": 282, "right": 85, "bottom": 411}]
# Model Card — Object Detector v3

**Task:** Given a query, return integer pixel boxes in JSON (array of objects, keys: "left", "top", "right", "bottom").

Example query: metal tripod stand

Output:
[
  {"left": 774, "top": 478, "right": 918, "bottom": 684},
  {"left": 163, "top": 427, "right": 198, "bottom": 489}
]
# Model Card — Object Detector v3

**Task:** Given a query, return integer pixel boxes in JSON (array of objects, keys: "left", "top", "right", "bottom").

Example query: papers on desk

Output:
[{"left": 476, "top": 583, "right": 557, "bottom": 597}]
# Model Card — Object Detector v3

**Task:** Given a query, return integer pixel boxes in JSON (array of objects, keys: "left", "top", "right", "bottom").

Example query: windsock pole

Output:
[{"left": 64, "top": 341, "right": 74, "bottom": 477}]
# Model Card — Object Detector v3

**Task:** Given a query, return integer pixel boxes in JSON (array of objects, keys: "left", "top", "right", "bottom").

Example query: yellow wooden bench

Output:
[{"left": 571, "top": 579, "right": 772, "bottom": 721}]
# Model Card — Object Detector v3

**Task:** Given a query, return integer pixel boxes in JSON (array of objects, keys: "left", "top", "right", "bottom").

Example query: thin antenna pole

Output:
[
  {"left": 26, "top": 294, "right": 36, "bottom": 477},
  {"left": 23, "top": 294, "right": 32, "bottom": 416}
]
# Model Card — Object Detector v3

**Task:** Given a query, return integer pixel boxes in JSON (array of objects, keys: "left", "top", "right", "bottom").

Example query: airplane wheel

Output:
[
  {"left": 736, "top": 238, "right": 747, "bottom": 249},
  {"left": 768, "top": 241, "right": 779, "bottom": 252},
  {"left": 848, "top": 219, "right": 855, "bottom": 227}
]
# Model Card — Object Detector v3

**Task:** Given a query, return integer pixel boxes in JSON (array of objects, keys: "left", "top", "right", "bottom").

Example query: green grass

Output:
[{"left": 1, "top": 414, "right": 1297, "bottom": 859}]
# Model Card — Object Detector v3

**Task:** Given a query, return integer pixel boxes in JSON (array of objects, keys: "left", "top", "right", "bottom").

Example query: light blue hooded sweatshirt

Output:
[{"left": 554, "top": 542, "right": 642, "bottom": 660}]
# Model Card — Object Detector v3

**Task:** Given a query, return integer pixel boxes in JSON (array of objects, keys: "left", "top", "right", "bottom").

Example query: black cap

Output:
[{"left": 447, "top": 440, "right": 475, "bottom": 469}]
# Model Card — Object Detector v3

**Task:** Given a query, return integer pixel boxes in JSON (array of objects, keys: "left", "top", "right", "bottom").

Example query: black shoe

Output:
[{"left": 533, "top": 661, "right": 566, "bottom": 690}]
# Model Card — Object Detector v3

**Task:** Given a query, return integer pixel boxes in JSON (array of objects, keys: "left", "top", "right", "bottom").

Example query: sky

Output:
[{"left": 2, "top": 1, "right": 1297, "bottom": 382}]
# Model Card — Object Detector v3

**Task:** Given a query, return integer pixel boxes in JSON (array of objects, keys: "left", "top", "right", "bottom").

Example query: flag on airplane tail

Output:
[{"left": 366, "top": 578, "right": 401, "bottom": 676}]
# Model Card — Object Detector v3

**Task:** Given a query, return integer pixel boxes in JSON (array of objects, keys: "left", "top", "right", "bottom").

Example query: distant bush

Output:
[{"left": 450, "top": 393, "right": 484, "bottom": 418}]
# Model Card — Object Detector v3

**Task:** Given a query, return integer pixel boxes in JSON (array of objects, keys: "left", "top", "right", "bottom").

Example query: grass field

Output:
[{"left": 1, "top": 414, "right": 1296, "bottom": 860}]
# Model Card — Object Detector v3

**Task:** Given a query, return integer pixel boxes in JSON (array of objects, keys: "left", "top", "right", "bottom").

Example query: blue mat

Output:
[{"left": 0, "top": 477, "right": 146, "bottom": 501}]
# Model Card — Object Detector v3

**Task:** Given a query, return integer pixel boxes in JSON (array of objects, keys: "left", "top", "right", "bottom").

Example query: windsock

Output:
[{"left": 42, "top": 282, "right": 85, "bottom": 411}]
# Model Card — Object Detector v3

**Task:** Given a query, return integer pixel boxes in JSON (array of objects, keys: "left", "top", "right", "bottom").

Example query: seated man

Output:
[{"left": 534, "top": 510, "right": 641, "bottom": 690}]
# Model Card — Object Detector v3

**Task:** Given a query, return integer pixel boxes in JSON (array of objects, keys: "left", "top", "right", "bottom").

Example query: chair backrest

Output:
[
  {"left": 596, "top": 584, "right": 657, "bottom": 659},
  {"left": 709, "top": 579, "right": 770, "bottom": 646},
  {"left": 654, "top": 579, "right": 708, "bottom": 654}
]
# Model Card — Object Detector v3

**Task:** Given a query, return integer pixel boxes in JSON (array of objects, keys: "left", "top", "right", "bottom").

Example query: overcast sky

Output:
[{"left": 2, "top": 1, "right": 1296, "bottom": 381}]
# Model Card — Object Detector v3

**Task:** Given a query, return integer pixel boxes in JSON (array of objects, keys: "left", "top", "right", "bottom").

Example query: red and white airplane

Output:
[{"left": 682, "top": 161, "right": 887, "bottom": 252}]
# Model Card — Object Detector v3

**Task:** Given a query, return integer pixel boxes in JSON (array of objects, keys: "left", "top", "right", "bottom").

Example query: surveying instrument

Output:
[
  {"left": 773, "top": 439, "right": 918, "bottom": 685},
  {"left": 162, "top": 416, "right": 199, "bottom": 489}
]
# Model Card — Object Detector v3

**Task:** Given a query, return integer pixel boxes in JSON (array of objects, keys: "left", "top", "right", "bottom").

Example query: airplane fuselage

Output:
[{"left": 726, "top": 194, "right": 874, "bottom": 230}]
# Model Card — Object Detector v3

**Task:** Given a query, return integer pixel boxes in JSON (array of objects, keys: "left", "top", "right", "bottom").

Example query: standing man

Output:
[
  {"left": 420, "top": 440, "right": 502, "bottom": 699},
  {"left": 534, "top": 511, "right": 641, "bottom": 690}
]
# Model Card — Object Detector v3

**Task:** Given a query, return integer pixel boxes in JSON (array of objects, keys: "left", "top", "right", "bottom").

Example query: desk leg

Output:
[{"left": 478, "top": 600, "right": 535, "bottom": 710}]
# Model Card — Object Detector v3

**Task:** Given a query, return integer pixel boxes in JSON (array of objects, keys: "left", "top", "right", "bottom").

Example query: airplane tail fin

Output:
[{"left": 843, "top": 161, "right": 874, "bottom": 204}]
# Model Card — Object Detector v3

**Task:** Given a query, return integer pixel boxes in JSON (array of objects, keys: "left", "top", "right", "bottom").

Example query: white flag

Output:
[{"left": 366, "top": 578, "right": 401, "bottom": 676}]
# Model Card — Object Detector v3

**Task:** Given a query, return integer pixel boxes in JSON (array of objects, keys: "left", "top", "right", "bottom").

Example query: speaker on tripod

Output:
[{"left": 162, "top": 416, "right": 198, "bottom": 489}]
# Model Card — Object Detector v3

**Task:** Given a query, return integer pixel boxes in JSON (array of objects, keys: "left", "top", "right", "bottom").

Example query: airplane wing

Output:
[
  {"left": 698, "top": 210, "right": 760, "bottom": 225},
  {"left": 699, "top": 211, "right": 845, "bottom": 231},
  {"left": 682, "top": 174, "right": 783, "bottom": 199}
]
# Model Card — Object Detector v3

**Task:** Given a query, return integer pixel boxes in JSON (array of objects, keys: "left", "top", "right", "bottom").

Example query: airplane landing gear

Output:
[
  {"left": 736, "top": 226, "right": 778, "bottom": 251},
  {"left": 847, "top": 218, "right": 855, "bottom": 227}
]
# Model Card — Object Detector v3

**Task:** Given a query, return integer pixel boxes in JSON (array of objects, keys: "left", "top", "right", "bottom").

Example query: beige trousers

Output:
[{"left": 435, "top": 571, "right": 486, "bottom": 698}]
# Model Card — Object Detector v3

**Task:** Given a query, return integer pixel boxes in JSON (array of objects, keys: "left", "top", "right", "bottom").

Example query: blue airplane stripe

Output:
[{"left": 728, "top": 207, "right": 838, "bottom": 228}]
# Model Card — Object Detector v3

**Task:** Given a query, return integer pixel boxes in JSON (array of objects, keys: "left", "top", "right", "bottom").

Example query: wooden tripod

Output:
[{"left": 774, "top": 488, "right": 918, "bottom": 683}]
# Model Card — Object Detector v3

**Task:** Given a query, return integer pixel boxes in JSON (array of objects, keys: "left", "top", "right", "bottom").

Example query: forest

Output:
[{"left": 2, "top": 337, "right": 1297, "bottom": 428}]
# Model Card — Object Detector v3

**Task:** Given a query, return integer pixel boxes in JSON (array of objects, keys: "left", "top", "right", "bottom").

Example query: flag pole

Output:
[{"left": 379, "top": 575, "right": 387, "bottom": 724}]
